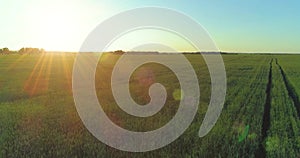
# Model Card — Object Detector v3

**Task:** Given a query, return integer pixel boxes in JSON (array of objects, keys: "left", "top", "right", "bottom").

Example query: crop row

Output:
[
  {"left": 195, "top": 55, "right": 271, "bottom": 157},
  {"left": 265, "top": 59, "right": 300, "bottom": 157}
]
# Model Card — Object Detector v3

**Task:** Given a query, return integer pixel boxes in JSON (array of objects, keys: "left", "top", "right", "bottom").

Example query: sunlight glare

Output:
[{"left": 23, "top": 0, "right": 111, "bottom": 51}]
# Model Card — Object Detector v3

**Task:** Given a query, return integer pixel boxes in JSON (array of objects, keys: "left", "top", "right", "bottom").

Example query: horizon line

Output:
[{"left": 2, "top": 47, "right": 300, "bottom": 54}]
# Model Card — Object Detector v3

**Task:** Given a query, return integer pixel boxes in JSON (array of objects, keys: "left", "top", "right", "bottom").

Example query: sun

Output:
[
  {"left": 23, "top": 0, "right": 105, "bottom": 51},
  {"left": 25, "top": 4, "right": 78, "bottom": 51}
]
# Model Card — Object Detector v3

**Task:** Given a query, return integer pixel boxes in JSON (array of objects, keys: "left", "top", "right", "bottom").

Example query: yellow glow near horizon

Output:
[{"left": 106, "top": 29, "right": 198, "bottom": 52}]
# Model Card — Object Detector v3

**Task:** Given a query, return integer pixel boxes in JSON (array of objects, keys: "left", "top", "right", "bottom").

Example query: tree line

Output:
[{"left": 0, "top": 47, "right": 45, "bottom": 54}]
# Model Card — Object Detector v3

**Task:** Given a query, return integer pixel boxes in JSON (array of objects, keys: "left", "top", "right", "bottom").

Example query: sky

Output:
[{"left": 1, "top": 0, "right": 300, "bottom": 53}]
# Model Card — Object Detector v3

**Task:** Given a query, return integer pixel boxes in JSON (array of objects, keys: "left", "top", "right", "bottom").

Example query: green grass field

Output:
[{"left": 0, "top": 53, "right": 300, "bottom": 157}]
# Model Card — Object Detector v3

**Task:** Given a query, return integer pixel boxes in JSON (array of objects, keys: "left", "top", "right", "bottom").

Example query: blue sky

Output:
[{"left": 1, "top": 0, "right": 300, "bottom": 52}]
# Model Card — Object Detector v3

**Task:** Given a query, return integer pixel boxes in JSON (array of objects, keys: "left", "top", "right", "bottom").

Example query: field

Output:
[{"left": 0, "top": 53, "right": 300, "bottom": 157}]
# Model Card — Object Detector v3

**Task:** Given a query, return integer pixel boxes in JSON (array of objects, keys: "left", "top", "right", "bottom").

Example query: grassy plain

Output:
[{"left": 0, "top": 53, "right": 299, "bottom": 157}]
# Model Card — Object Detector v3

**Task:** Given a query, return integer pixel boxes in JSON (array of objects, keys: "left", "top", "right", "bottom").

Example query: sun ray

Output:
[
  {"left": 24, "top": 54, "right": 45, "bottom": 94},
  {"left": 23, "top": 54, "right": 54, "bottom": 96},
  {"left": 61, "top": 53, "right": 72, "bottom": 92},
  {"left": 44, "top": 53, "right": 53, "bottom": 92},
  {"left": 30, "top": 54, "right": 49, "bottom": 96}
]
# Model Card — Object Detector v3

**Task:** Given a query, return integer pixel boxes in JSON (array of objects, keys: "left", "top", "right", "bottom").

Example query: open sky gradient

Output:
[{"left": 1, "top": 0, "right": 300, "bottom": 53}]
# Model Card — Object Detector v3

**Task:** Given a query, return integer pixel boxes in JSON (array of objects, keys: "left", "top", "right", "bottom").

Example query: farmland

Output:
[{"left": 0, "top": 53, "right": 300, "bottom": 157}]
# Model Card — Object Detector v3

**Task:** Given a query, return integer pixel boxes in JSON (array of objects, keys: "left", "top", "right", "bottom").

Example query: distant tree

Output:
[
  {"left": 114, "top": 50, "right": 124, "bottom": 54},
  {"left": 2, "top": 47, "right": 9, "bottom": 54},
  {"left": 19, "top": 48, "right": 25, "bottom": 54},
  {"left": 18, "top": 47, "right": 46, "bottom": 54}
]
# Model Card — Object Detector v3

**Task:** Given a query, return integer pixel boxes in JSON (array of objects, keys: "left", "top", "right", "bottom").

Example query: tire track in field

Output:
[
  {"left": 259, "top": 58, "right": 300, "bottom": 157},
  {"left": 261, "top": 58, "right": 272, "bottom": 138},
  {"left": 275, "top": 59, "right": 300, "bottom": 118},
  {"left": 257, "top": 58, "right": 273, "bottom": 158}
]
